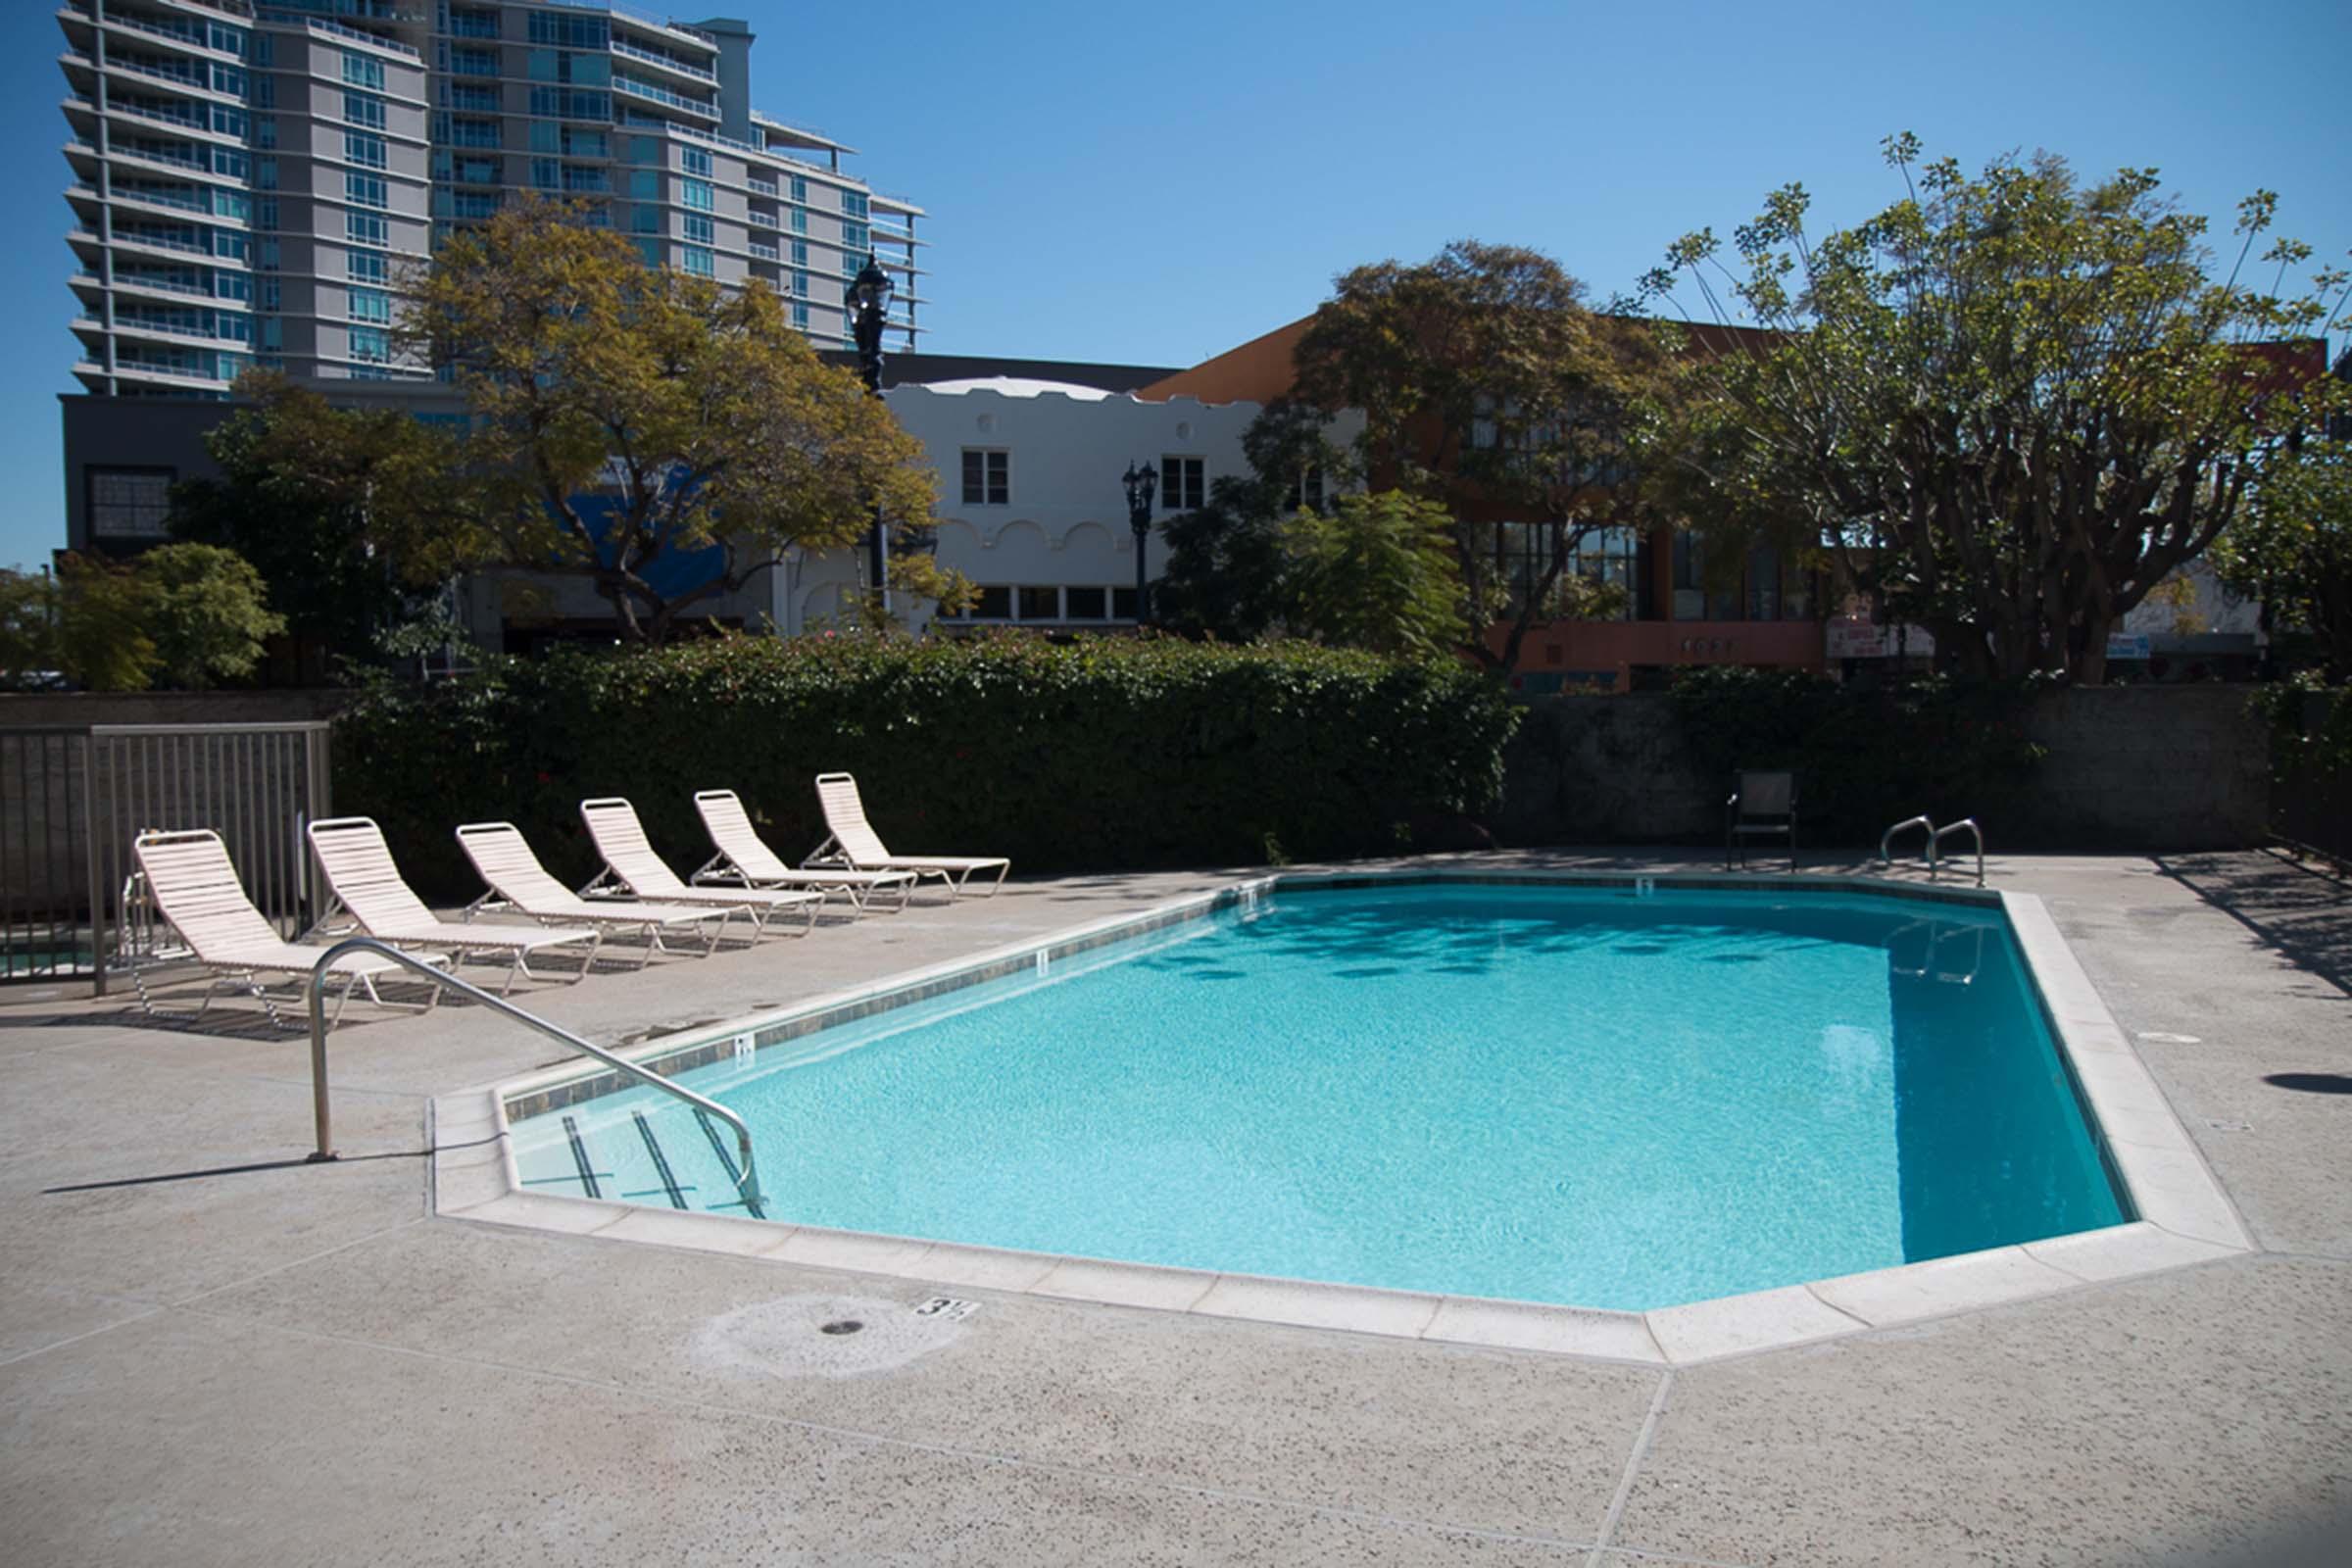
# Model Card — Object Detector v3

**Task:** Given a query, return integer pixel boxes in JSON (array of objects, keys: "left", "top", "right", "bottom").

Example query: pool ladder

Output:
[
  {"left": 1879, "top": 815, "right": 1986, "bottom": 887},
  {"left": 301, "top": 937, "right": 763, "bottom": 1217}
]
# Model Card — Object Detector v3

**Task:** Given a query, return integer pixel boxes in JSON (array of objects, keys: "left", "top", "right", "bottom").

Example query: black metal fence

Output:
[
  {"left": 0, "top": 722, "right": 332, "bottom": 992},
  {"left": 2272, "top": 690, "right": 2348, "bottom": 868}
]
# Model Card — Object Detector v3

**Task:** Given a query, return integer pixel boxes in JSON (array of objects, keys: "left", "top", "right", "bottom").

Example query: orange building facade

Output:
[{"left": 1138, "top": 321, "right": 1831, "bottom": 692}]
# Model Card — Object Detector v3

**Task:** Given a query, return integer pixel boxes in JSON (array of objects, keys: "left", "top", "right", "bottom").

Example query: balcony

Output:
[
  {"left": 92, "top": 12, "right": 245, "bottom": 64},
  {"left": 100, "top": 53, "right": 241, "bottom": 106},
  {"left": 611, "top": 74, "right": 717, "bottom": 120},
  {"left": 611, "top": 36, "right": 714, "bottom": 83},
  {"left": 77, "top": 356, "right": 235, "bottom": 392},
  {"left": 95, "top": 97, "right": 245, "bottom": 146}
]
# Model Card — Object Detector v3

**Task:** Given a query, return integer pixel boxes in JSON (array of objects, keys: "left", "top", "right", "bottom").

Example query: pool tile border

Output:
[{"left": 432, "top": 868, "right": 2254, "bottom": 1365}]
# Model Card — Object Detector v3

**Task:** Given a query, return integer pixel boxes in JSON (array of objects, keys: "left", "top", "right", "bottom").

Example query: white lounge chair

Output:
[
  {"left": 690, "top": 790, "right": 918, "bottom": 911},
  {"left": 130, "top": 828, "right": 448, "bottom": 1028},
  {"left": 578, "top": 798, "right": 824, "bottom": 935},
  {"left": 456, "top": 821, "right": 737, "bottom": 965},
  {"left": 807, "top": 771, "right": 1009, "bottom": 900},
  {"left": 308, "top": 816, "right": 602, "bottom": 992}
]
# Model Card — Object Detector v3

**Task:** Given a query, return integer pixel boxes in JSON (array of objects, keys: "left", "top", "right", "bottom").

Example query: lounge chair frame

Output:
[
  {"left": 688, "top": 789, "right": 917, "bottom": 912},
  {"left": 803, "top": 771, "right": 1010, "bottom": 901},
  {"left": 455, "top": 821, "right": 738, "bottom": 966},
  {"left": 577, "top": 798, "right": 823, "bottom": 936},
  {"left": 1726, "top": 769, "right": 1799, "bottom": 872},
  {"left": 128, "top": 828, "right": 447, "bottom": 1030},
  {"left": 308, "top": 816, "right": 602, "bottom": 992}
]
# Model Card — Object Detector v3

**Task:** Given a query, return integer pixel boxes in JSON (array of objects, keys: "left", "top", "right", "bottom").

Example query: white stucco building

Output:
[{"left": 776, "top": 375, "right": 1361, "bottom": 637}]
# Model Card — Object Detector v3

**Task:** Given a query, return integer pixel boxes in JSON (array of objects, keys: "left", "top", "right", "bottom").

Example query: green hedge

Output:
[
  {"left": 334, "top": 633, "right": 1523, "bottom": 900},
  {"left": 1668, "top": 666, "right": 2045, "bottom": 845}
]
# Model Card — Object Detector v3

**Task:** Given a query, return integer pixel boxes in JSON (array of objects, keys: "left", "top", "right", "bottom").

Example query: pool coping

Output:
[{"left": 427, "top": 868, "right": 2253, "bottom": 1366}]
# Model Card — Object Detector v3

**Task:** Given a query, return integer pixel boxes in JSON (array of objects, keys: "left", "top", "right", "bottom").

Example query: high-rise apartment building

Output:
[{"left": 61, "top": 0, "right": 925, "bottom": 401}]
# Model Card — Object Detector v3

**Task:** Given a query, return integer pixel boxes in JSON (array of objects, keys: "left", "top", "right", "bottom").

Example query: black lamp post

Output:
[
  {"left": 848, "top": 252, "right": 893, "bottom": 611},
  {"left": 1121, "top": 459, "right": 1157, "bottom": 625}
]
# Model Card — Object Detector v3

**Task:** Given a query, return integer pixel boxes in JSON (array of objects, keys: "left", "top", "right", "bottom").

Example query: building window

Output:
[
  {"left": 527, "top": 87, "right": 609, "bottom": 120},
  {"left": 789, "top": 209, "right": 808, "bottom": 235},
  {"left": 346, "top": 172, "right": 388, "bottom": 210},
  {"left": 961, "top": 449, "right": 1009, "bottom": 507},
  {"left": 348, "top": 286, "right": 392, "bottom": 323},
  {"left": 841, "top": 189, "right": 868, "bottom": 220},
  {"left": 87, "top": 468, "right": 174, "bottom": 540},
  {"left": 342, "top": 52, "right": 385, "bottom": 91},
  {"left": 789, "top": 174, "right": 808, "bottom": 204},
  {"left": 1110, "top": 586, "right": 1140, "bottom": 620},
  {"left": 348, "top": 251, "right": 388, "bottom": 285},
  {"left": 347, "top": 212, "right": 388, "bottom": 247},
  {"left": 792, "top": 270, "right": 809, "bottom": 297},
  {"left": 449, "top": 46, "right": 498, "bottom": 76},
  {"left": 682, "top": 147, "right": 711, "bottom": 177},
  {"left": 680, "top": 246, "right": 715, "bottom": 277},
  {"left": 1017, "top": 586, "right": 1060, "bottom": 621},
  {"left": 964, "top": 585, "right": 1012, "bottom": 619},
  {"left": 1297, "top": 466, "right": 1326, "bottom": 513},
  {"left": 448, "top": 82, "right": 499, "bottom": 112},
  {"left": 1064, "top": 586, "right": 1108, "bottom": 619},
  {"left": 527, "top": 11, "right": 609, "bottom": 47},
  {"left": 344, "top": 92, "right": 386, "bottom": 129},
  {"left": 790, "top": 300, "right": 809, "bottom": 329},
  {"left": 1159, "top": 456, "right": 1204, "bottom": 511},
  {"left": 790, "top": 239, "right": 808, "bottom": 267},
  {"left": 840, "top": 220, "right": 867, "bottom": 254},
  {"left": 348, "top": 325, "right": 391, "bottom": 364},
  {"left": 683, "top": 213, "right": 713, "bottom": 245},
  {"left": 681, "top": 178, "right": 714, "bottom": 212},
  {"left": 345, "top": 131, "right": 387, "bottom": 169}
]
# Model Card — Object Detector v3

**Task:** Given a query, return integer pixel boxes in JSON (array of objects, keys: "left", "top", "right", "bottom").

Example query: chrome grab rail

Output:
[
  {"left": 1933, "top": 817, "right": 1985, "bottom": 888},
  {"left": 304, "top": 938, "right": 761, "bottom": 1214},
  {"left": 1880, "top": 814, "right": 1935, "bottom": 869}
]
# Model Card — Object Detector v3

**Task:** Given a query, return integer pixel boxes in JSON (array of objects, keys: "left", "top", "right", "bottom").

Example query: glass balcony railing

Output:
[
  {"left": 611, "top": 74, "right": 717, "bottom": 118},
  {"left": 611, "top": 37, "right": 714, "bottom": 82}
]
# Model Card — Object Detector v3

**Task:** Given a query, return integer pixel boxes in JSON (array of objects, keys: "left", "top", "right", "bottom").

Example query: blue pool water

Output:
[{"left": 511, "top": 883, "right": 2126, "bottom": 1310}]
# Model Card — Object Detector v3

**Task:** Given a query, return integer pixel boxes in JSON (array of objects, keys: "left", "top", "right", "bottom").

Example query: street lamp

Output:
[
  {"left": 1122, "top": 459, "right": 1158, "bottom": 626},
  {"left": 848, "top": 253, "right": 893, "bottom": 612}
]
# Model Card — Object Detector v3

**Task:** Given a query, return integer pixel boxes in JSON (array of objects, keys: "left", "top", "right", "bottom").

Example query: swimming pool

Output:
[{"left": 505, "top": 880, "right": 2127, "bottom": 1313}]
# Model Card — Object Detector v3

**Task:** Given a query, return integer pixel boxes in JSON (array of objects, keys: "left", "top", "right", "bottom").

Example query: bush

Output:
[
  {"left": 1667, "top": 666, "right": 2044, "bottom": 844},
  {"left": 335, "top": 632, "right": 1522, "bottom": 900}
]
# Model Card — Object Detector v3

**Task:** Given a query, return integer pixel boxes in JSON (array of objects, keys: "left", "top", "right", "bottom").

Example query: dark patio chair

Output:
[{"left": 1726, "top": 770, "right": 1798, "bottom": 871}]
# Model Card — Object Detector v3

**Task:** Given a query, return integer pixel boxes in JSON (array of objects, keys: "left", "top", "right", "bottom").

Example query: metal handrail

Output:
[
  {"left": 304, "top": 938, "right": 761, "bottom": 1215},
  {"left": 1880, "top": 814, "right": 1935, "bottom": 870},
  {"left": 1933, "top": 817, "right": 1985, "bottom": 888}
]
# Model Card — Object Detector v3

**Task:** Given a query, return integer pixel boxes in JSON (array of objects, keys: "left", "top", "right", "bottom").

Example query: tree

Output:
[
  {"left": 170, "top": 384, "right": 426, "bottom": 666},
  {"left": 1291, "top": 241, "right": 1669, "bottom": 674},
  {"left": 1642, "top": 137, "right": 2347, "bottom": 682},
  {"left": 0, "top": 568, "right": 59, "bottom": 685},
  {"left": 1283, "top": 490, "right": 1465, "bottom": 657},
  {"left": 1156, "top": 402, "right": 1353, "bottom": 642},
  {"left": 49, "top": 546, "right": 284, "bottom": 692},
  {"left": 366, "top": 198, "right": 947, "bottom": 642},
  {"left": 2213, "top": 436, "right": 2352, "bottom": 677},
  {"left": 52, "top": 554, "right": 157, "bottom": 692},
  {"left": 138, "top": 543, "right": 286, "bottom": 689}
]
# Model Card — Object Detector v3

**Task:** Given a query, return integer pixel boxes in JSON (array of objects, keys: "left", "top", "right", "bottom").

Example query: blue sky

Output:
[{"left": 6, "top": 0, "right": 2347, "bottom": 570}]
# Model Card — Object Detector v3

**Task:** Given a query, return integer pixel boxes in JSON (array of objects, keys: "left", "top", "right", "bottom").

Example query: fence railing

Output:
[
  {"left": 0, "top": 721, "right": 331, "bottom": 991},
  {"left": 2272, "top": 690, "right": 2348, "bottom": 868}
]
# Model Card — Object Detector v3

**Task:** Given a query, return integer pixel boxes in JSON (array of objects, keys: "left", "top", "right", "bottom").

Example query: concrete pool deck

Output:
[{"left": 0, "top": 850, "right": 2345, "bottom": 1565}]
